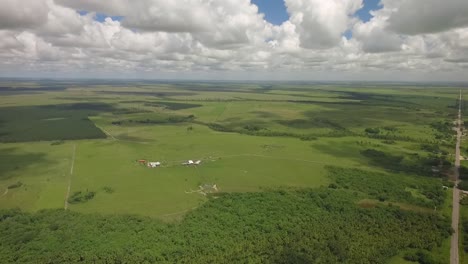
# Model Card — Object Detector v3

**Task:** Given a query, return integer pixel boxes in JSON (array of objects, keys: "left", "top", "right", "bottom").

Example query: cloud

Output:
[
  {"left": 0, "top": 0, "right": 466, "bottom": 81},
  {"left": 0, "top": 0, "right": 49, "bottom": 30},
  {"left": 353, "top": 8, "right": 402, "bottom": 53},
  {"left": 285, "top": 0, "right": 362, "bottom": 49},
  {"left": 54, "top": 0, "right": 127, "bottom": 16},
  {"left": 387, "top": 0, "right": 468, "bottom": 35}
]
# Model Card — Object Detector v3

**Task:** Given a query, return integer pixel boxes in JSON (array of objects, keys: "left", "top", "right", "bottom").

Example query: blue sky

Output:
[
  {"left": 252, "top": 0, "right": 383, "bottom": 25},
  {"left": 356, "top": 0, "right": 383, "bottom": 22},
  {"left": 78, "top": 10, "right": 123, "bottom": 22},
  {"left": 251, "top": 0, "right": 289, "bottom": 25}
]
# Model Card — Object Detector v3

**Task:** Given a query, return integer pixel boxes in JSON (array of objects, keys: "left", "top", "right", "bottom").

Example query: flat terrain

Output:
[{"left": 0, "top": 80, "right": 465, "bottom": 263}]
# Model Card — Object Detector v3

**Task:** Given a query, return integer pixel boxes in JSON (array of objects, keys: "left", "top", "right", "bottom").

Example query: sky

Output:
[{"left": 0, "top": 0, "right": 467, "bottom": 81}]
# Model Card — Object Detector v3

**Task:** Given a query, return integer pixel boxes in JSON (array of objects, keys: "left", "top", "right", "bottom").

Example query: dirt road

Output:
[
  {"left": 64, "top": 144, "right": 76, "bottom": 210},
  {"left": 451, "top": 90, "right": 462, "bottom": 264}
]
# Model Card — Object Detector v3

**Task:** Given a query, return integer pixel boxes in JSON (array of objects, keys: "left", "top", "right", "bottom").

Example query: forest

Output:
[
  {"left": 0, "top": 189, "right": 451, "bottom": 264},
  {"left": 0, "top": 104, "right": 107, "bottom": 142}
]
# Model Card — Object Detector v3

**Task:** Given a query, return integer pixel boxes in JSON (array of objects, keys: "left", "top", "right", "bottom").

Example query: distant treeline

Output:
[
  {"left": 200, "top": 121, "right": 445, "bottom": 144},
  {"left": 113, "top": 115, "right": 195, "bottom": 126},
  {"left": 201, "top": 122, "right": 352, "bottom": 141}
]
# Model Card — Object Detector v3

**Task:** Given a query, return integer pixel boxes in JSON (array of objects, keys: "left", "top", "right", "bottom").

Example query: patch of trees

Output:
[
  {"left": 132, "top": 115, "right": 195, "bottom": 125},
  {"left": 403, "top": 250, "right": 438, "bottom": 264},
  {"left": 204, "top": 122, "right": 350, "bottom": 140},
  {"left": 50, "top": 140, "right": 65, "bottom": 146},
  {"left": 458, "top": 182, "right": 468, "bottom": 191},
  {"left": 362, "top": 126, "right": 437, "bottom": 144},
  {"left": 364, "top": 127, "right": 380, "bottom": 134},
  {"left": 7, "top": 181, "right": 22, "bottom": 189},
  {"left": 112, "top": 108, "right": 151, "bottom": 115},
  {"left": 102, "top": 186, "right": 115, "bottom": 194},
  {"left": 430, "top": 121, "right": 455, "bottom": 140},
  {"left": 326, "top": 166, "right": 446, "bottom": 207},
  {"left": 67, "top": 190, "right": 95, "bottom": 204},
  {"left": 462, "top": 217, "right": 468, "bottom": 253},
  {"left": 143, "top": 101, "right": 202, "bottom": 110},
  {"left": 365, "top": 126, "right": 399, "bottom": 135},
  {"left": 0, "top": 189, "right": 451, "bottom": 263},
  {"left": 243, "top": 124, "right": 264, "bottom": 132},
  {"left": 459, "top": 165, "right": 468, "bottom": 180},
  {"left": 420, "top": 144, "right": 448, "bottom": 155}
]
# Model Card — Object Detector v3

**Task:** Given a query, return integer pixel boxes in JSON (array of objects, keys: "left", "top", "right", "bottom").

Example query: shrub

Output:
[
  {"left": 68, "top": 191, "right": 96, "bottom": 204},
  {"left": 458, "top": 181, "right": 468, "bottom": 191},
  {"left": 364, "top": 128, "right": 380, "bottom": 134},
  {"left": 8, "top": 181, "right": 22, "bottom": 189},
  {"left": 103, "top": 186, "right": 115, "bottom": 194}
]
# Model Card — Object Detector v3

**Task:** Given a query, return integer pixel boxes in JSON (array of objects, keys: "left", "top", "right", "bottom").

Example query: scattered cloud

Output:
[
  {"left": 285, "top": 0, "right": 362, "bottom": 49},
  {"left": 0, "top": 0, "right": 466, "bottom": 81},
  {"left": 387, "top": 0, "right": 468, "bottom": 35}
]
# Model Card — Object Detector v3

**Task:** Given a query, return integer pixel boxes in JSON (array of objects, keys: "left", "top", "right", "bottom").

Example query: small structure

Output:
[
  {"left": 182, "top": 160, "right": 202, "bottom": 165},
  {"left": 148, "top": 162, "right": 161, "bottom": 168}
]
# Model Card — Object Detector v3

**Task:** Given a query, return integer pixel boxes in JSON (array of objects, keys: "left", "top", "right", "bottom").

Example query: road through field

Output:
[
  {"left": 451, "top": 90, "right": 462, "bottom": 264},
  {"left": 64, "top": 144, "right": 76, "bottom": 210}
]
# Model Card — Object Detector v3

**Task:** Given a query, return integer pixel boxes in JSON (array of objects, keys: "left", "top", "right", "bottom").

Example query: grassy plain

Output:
[{"left": 0, "top": 80, "right": 465, "bottom": 263}]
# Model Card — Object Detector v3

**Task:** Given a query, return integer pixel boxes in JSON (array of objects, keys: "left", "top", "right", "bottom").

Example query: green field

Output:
[{"left": 0, "top": 80, "right": 465, "bottom": 263}]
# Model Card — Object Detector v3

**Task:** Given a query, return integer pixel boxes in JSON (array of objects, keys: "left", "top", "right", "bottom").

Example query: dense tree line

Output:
[
  {"left": 0, "top": 189, "right": 451, "bottom": 263},
  {"left": 327, "top": 166, "right": 446, "bottom": 207}
]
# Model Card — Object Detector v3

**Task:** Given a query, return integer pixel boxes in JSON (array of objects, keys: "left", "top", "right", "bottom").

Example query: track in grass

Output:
[{"left": 64, "top": 144, "right": 76, "bottom": 210}]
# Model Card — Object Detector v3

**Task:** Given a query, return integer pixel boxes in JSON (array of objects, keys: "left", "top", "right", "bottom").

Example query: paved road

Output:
[{"left": 451, "top": 90, "right": 462, "bottom": 264}]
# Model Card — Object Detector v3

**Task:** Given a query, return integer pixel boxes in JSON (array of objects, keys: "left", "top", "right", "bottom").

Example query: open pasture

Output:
[
  {"left": 0, "top": 80, "right": 464, "bottom": 262},
  {"left": 0, "top": 81, "right": 461, "bottom": 218}
]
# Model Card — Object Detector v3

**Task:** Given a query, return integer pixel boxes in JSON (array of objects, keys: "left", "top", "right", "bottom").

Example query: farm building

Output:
[{"left": 148, "top": 162, "right": 161, "bottom": 168}]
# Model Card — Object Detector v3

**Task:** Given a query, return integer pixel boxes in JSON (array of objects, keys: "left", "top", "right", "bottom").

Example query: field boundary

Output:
[
  {"left": 64, "top": 144, "right": 76, "bottom": 210},
  {"left": 96, "top": 125, "right": 116, "bottom": 140}
]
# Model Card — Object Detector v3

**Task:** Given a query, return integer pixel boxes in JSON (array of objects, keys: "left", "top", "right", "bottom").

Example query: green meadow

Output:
[{"left": 0, "top": 80, "right": 464, "bottom": 263}]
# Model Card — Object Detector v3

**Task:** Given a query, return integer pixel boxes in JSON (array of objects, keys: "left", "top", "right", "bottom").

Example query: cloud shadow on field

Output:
[
  {"left": 0, "top": 147, "right": 51, "bottom": 180},
  {"left": 276, "top": 110, "right": 346, "bottom": 130},
  {"left": 251, "top": 111, "right": 280, "bottom": 119},
  {"left": 310, "top": 142, "right": 365, "bottom": 164}
]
